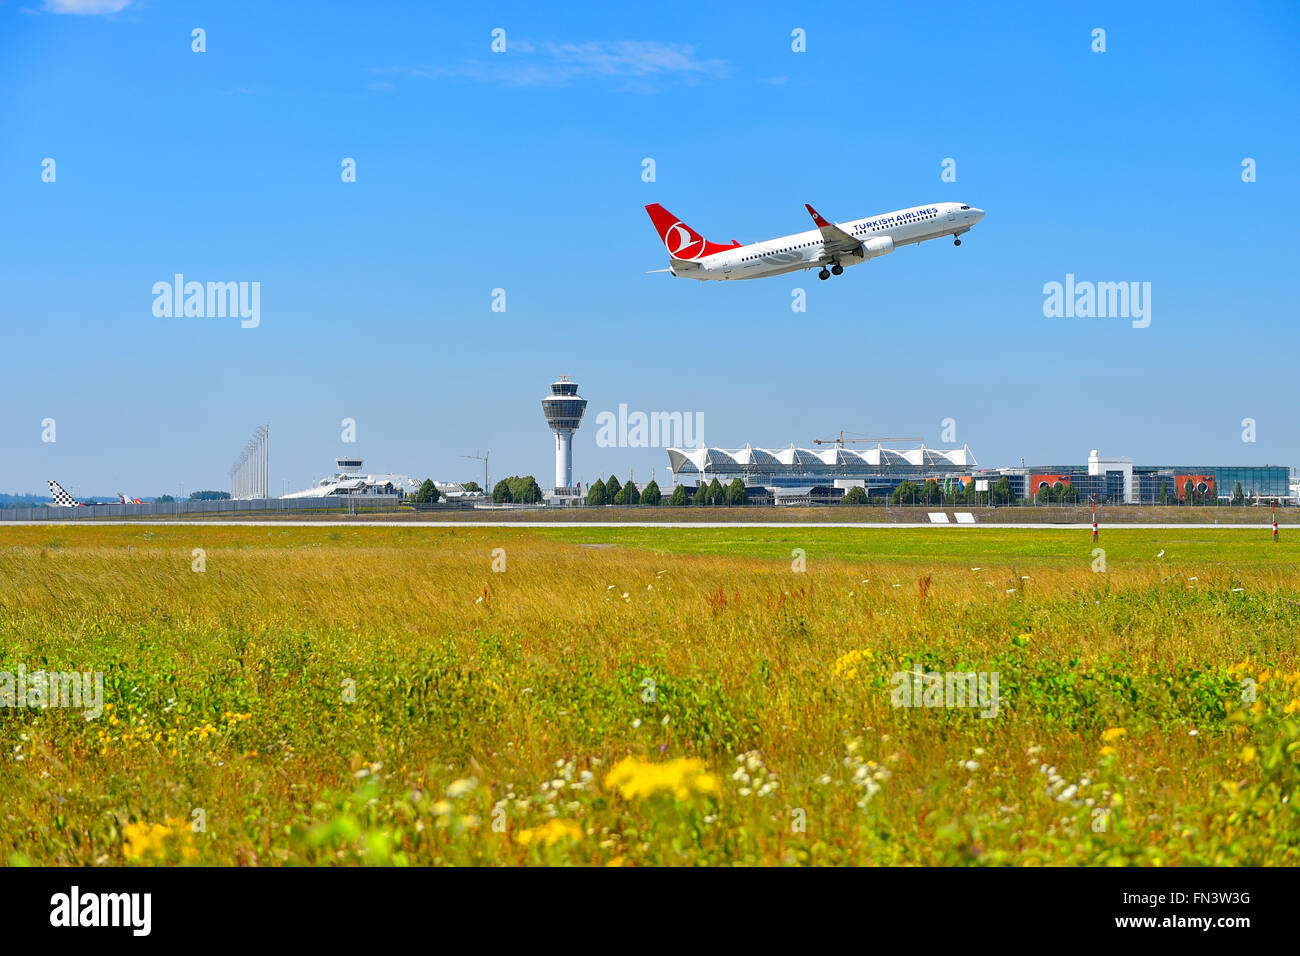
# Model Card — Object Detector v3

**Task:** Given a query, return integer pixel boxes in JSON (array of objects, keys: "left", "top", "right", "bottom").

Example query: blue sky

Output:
[{"left": 2, "top": 0, "right": 1297, "bottom": 497}]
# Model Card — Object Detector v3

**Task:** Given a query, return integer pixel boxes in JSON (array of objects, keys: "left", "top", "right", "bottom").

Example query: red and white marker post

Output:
[
  {"left": 1091, "top": 495, "right": 1098, "bottom": 543},
  {"left": 1273, "top": 501, "right": 1279, "bottom": 542}
]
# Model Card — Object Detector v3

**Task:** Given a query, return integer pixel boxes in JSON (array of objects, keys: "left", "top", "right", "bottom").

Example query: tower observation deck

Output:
[{"left": 541, "top": 376, "right": 587, "bottom": 495}]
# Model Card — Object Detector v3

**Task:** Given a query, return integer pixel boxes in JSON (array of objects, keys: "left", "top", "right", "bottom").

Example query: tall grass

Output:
[{"left": 0, "top": 525, "right": 1295, "bottom": 865}]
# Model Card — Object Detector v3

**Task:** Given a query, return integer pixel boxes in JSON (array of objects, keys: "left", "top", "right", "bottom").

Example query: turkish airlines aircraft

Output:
[{"left": 645, "top": 201, "right": 985, "bottom": 281}]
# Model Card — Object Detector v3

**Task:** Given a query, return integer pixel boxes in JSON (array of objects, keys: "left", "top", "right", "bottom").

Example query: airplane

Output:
[
  {"left": 46, "top": 480, "right": 141, "bottom": 507},
  {"left": 645, "top": 200, "right": 985, "bottom": 281},
  {"left": 47, "top": 479, "right": 83, "bottom": 507}
]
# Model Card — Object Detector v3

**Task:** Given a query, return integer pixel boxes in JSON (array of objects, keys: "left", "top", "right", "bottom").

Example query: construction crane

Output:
[
  {"left": 462, "top": 452, "right": 489, "bottom": 493},
  {"left": 813, "top": 430, "right": 923, "bottom": 448}
]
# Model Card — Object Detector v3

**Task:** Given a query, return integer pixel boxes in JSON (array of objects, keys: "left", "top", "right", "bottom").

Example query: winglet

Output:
[{"left": 805, "top": 203, "right": 831, "bottom": 227}]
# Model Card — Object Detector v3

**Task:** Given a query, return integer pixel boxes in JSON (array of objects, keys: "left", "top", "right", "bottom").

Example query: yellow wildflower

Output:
[
  {"left": 122, "top": 817, "right": 198, "bottom": 863},
  {"left": 1100, "top": 727, "right": 1127, "bottom": 744},
  {"left": 516, "top": 819, "right": 583, "bottom": 847},
  {"left": 832, "top": 649, "right": 874, "bottom": 680},
  {"left": 605, "top": 756, "right": 718, "bottom": 801}
]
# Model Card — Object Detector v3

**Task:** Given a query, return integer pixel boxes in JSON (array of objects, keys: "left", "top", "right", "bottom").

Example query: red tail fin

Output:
[{"left": 644, "top": 204, "right": 740, "bottom": 260}]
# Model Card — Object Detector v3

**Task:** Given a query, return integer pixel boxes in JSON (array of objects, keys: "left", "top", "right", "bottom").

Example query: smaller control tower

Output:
[{"left": 541, "top": 376, "right": 587, "bottom": 495}]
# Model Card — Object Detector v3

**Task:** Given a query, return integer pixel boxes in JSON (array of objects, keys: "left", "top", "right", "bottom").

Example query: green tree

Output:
[
  {"left": 1232, "top": 481, "right": 1245, "bottom": 506},
  {"left": 506, "top": 475, "right": 543, "bottom": 503},
  {"left": 641, "top": 480, "right": 662, "bottom": 506},
  {"left": 919, "top": 479, "right": 942, "bottom": 505},
  {"left": 842, "top": 486, "right": 867, "bottom": 505},
  {"left": 412, "top": 479, "right": 441, "bottom": 504},
  {"left": 725, "top": 478, "right": 748, "bottom": 506},
  {"left": 992, "top": 476, "right": 1013, "bottom": 506},
  {"left": 707, "top": 477, "right": 725, "bottom": 506},
  {"left": 669, "top": 484, "right": 688, "bottom": 506},
  {"left": 1036, "top": 482, "right": 1061, "bottom": 505},
  {"left": 614, "top": 480, "right": 640, "bottom": 506},
  {"left": 586, "top": 478, "right": 606, "bottom": 506},
  {"left": 891, "top": 480, "right": 920, "bottom": 505},
  {"left": 1183, "top": 478, "right": 1195, "bottom": 505},
  {"left": 1159, "top": 479, "right": 1169, "bottom": 506},
  {"left": 693, "top": 481, "right": 709, "bottom": 506},
  {"left": 189, "top": 490, "right": 231, "bottom": 501},
  {"left": 492, "top": 479, "right": 513, "bottom": 503},
  {"left": 605, "top": 474, "right": 622, "bottom": 504},
  {"left": 461, "top": 481, "right": 482, "bottom": 493},
  {"left": 156, "top": 494, "right": 175, "bottom": 503}
]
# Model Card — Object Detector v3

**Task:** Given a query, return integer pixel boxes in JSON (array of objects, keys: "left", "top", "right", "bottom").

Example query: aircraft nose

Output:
[{"left": 972, "top": 207, "right": 986, "bottom": 221}]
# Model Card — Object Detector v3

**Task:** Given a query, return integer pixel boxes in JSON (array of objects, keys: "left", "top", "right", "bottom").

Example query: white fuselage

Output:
[{"left": 673, "top": 201, "right": 984, "bottom": 280}]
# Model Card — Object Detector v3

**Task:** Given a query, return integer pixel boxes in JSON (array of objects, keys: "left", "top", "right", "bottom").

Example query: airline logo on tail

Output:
[
  {"left": 644, "top": 203, "right": 741, "bottom": 261},
  {"left": 48, "top": 480, "right": 82, "bottom": 507}
]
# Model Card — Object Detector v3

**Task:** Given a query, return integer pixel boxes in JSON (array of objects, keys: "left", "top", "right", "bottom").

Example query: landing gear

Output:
[
  {"left": 818, "top": 268, "right": 830, "bottom": 280},
  {"left": 953, "top": 238, "right": 962, "bottom": 246},
  {"left": 830, "top": 263, "right": 844, "bottom": 276}
]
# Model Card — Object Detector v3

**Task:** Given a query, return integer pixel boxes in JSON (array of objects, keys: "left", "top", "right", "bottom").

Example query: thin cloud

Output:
[
  {"left": 375, "top": 39, "right": 730, "bottom": 93},
  {"left": 42, "top": 0, "right": 131, "bottom": 13}
]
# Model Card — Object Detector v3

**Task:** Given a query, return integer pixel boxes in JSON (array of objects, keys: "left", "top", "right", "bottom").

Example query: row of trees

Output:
[
  {"left": 1156, "top": 479, "right": 1219, "bottom": 506},
  {"left": 418, "top": 474, "right": 1265, "bottom": 509},
  {"left": 587, "top": 474, "right": 662, "bottom": 505},
  {"left": 682, "top": 477, "right": 748, "bottom": 506},
  {"left": 152, "top": 491, "right": 231, "bottom": 503},
  {"left": 408, "top": 477, "right": 528, "bottom": 506},
  {"left": 587, "top": 476, "right": 749, "bottom": 507},
  {"left": 887, "top": 477, "right": 1016, "bottom": 506},
  {"left": 1032, "top": 482, "right": 1080, "bottom": 505}
]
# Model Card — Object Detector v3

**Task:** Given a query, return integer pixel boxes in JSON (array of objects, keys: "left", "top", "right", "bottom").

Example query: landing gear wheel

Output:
[
  {"left": 831, "top": 263, "right": 844, "bottom": 276},
  {"left": 954, "top": 238, "right": 962, "bottom": 246},
  {"left": 818, "top": 268, "right": 830, "bottom": 280}
]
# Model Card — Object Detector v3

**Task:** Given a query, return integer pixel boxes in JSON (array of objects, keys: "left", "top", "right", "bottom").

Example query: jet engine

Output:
[{"left": 864, "top": 236, "right": 895, "bottom": 257}]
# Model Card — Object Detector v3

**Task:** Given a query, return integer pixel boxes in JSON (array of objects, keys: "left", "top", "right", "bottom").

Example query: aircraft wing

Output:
[{"left": 805, "top": 204, "right": 863, "bottom": 258}]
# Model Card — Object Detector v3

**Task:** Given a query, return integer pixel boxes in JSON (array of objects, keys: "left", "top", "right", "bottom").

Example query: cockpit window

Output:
[{"left": 960, "top": 205, "right": 970, "bottom": 210}]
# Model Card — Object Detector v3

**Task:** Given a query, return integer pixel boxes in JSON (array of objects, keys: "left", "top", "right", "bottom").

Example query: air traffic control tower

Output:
[{"left": 541, "top": 376, "right": 587, "bottom": 495}]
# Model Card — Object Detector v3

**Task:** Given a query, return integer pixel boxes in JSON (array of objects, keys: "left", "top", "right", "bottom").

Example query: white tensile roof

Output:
[{"left": 666, "top": 443, "right": 978, "bottom": 475}]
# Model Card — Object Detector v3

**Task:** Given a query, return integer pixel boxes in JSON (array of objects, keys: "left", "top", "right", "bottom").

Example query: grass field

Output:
[{"left": 1, "top": 525, "right": 1297, "bottom": 866}]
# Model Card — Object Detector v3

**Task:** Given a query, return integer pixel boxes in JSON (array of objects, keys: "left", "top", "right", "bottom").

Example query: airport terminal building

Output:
[{"left": 665, "top": 444, "right": 1292, "bottom": 505}]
